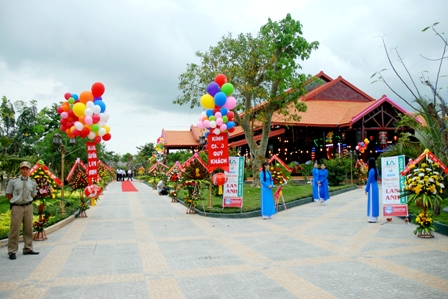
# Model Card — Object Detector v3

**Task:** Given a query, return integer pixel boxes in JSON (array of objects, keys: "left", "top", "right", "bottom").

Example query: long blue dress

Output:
[
  {"left": 260, "top": 170, "right": 276, "bottom": 218},
  {"left": 365, "top": 168, "right": 379, "bottom": 222},
  {"left": 318, "top": 169, "right": 329, "bottom": 202},
  {"left": 312, "top": 167, "right": 320, "bottom": 201}
]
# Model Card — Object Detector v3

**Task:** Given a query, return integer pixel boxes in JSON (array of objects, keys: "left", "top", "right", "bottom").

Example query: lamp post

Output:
[
  {"left": 53, "top": 133, "right": 75, "bottom": 213},
  {"left": 348, "top": 150, "right": 354, "bottom": 184}
]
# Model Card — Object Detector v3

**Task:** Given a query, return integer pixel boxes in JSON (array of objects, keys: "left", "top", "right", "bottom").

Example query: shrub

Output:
[{"left": 323, "top": 158, "right": 349, "bottom": 186}]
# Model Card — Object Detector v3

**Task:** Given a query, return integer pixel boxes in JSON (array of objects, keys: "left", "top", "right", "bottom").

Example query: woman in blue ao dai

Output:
[
  {"left": 365, "top": 158, "right": 379, "bottom": 223},
  {"left": 260, "top": 162, "right": 276, "bottom": 219},
  {"left": 318, "top": 163, "right": 329, "bottom": 205},
  {"left": 312, "top": 162, "right": 320, "bottom": 202}
]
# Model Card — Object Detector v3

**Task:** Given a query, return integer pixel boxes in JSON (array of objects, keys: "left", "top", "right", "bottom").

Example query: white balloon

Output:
[
  {"left": 213, "top": 128, "right": 221, "bottom": 135},
  {"left": 88, "top": 132, "right": 96, "bottom": 139},
  {"left": 86, "top": 101, "right": 94, "bottom": 109},
  {"left": 98, "top": 121, "right": 105, "bottom": 127},
  {"left": 201, "top": 111, "right": 206, "bottom": 117},
  {"left": 93, "top": 105, "right": 101, "bottom": 114},
  {"left": 98, "top": 128, "right": 106, "bottom": 136},
  {"left": 209, "top": 121, "right": 216, "bottom": 128},
  {"left": 84, "top": 108, "right": 93, "bottom": 116},
  {"left": 102, "top": 112, "right": 110, "bottom": 121},
  {"left": 74, "top": 121, "right": 83, "bottom": 131}
]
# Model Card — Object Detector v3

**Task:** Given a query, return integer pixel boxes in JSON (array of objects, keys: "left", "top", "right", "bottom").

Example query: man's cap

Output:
[{"left": 19, "top": 161, "right": 31, "bottom": 169}]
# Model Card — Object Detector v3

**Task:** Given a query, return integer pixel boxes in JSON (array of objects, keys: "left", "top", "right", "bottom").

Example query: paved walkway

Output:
[{"left": 1, "top": 181, "right": 448, "bottom": 299}]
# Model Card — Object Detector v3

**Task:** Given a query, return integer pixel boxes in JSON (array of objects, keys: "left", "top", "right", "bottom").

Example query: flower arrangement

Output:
[
  {"left": 413, "top": 210, "right": 435, "bottom": 236},
  {"left": 180, "top": 159, "right": 209, "bottom": 213},
  {"left": 403, "top": 150, "right": 447, "bottom": 237},
  {"left": 355, "top": 159, "right": 368, "bottom": 185},
  {"left": 270, "top": 163, "right": 290, "bottom": 185}
]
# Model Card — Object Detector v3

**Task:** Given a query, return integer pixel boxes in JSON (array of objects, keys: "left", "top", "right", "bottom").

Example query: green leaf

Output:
[{"left": 422, "top": 26, "right": 430, "bottom": 32}]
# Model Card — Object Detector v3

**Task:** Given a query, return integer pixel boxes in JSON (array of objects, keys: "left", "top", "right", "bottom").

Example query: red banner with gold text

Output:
[
  {"left": 207, "top": 133, "right": 229, "bottom": 172},
  {"left": 86, "top": 142, "right": 99, "bottom": 184}
]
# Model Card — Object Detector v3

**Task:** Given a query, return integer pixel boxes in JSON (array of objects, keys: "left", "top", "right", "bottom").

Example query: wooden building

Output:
[{"left": 161, "top": 71, "right": 415, "bottom": 163}]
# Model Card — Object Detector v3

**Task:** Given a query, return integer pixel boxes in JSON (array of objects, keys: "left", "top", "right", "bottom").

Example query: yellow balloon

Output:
[
  {"left": 200, "top": 94, "right": 215, "bottom": 109},
  {"left": 73, "top": 102, "right": 86, "bottom": 117},
  {"left": 103, "top": 125, "right": 110, "bottom": 133}
]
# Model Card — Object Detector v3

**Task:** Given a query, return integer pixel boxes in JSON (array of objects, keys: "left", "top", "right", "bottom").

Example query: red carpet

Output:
[{"left": 121, "top": 181, "right": 138, "bottom": 192}]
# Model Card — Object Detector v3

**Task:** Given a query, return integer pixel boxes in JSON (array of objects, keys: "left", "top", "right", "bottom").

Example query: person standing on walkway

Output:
[
  {"left": 116, "top": 168, "right": 120, "bottom": 181},
  {"left": 318, "top": 162, "right": 329, "bottom": 205},
  {"left": 127, "top": 169, "right": 133, "bottom": 181},
  {"left": 6, "top": 161, "right": 39, "bottom": 260},
  {"left": 365, "top": 157, "right": 380, "bottom": 223},
  {"left": 260, "top": 162, "right": 276, "bottom": 219},
  {"left": 312, "top": 162, "right": 320, "bottom": 202}
]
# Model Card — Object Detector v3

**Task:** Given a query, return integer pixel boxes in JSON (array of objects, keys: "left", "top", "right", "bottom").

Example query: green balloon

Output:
[
  {"left": 209, "top": 116, "right": 216, "bottom": 121},
  {"left": 91, "top": 124, "right": 100, "bottom": 133},
  {"left": 221, "top": 83, "right": 234, "bottom": 96},
  {"left": 68, "top": 97, "right": 75, "bottom": 104},
  {"left": 222, "top": 116, "right": 228, "bottom": 123}
]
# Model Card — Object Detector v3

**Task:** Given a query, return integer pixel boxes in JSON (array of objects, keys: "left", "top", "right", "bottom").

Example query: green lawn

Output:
[{"left": 175, "top": 183, "right": 353, "bottom": 214}]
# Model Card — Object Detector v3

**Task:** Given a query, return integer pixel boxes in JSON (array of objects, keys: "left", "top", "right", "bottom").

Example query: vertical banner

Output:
[
  {"left": 222, "top": 156, "right": 245, "bottom": 208},
  {"left": 86, "top": 142, "right": 98, "bottom": 184},
  {"left": 207, "top": 133, "right": 229, "bottom": 172},
  {"left": 381, "top": 155, "right": 408, "bottom": 217}
]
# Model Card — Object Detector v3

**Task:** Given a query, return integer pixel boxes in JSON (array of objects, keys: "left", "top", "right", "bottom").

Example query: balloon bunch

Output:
[
  {"left": 155, "top": 137, "right": 165, "bottom": 154},
  {"left": 355, "top": 138, "right": 370, "bottom": 153},
  {"left": 57, "top": 82, "right": 111, "bottom": 143},
  {"left": 197, "top": 74, "right": 237, "bottom": 137}
]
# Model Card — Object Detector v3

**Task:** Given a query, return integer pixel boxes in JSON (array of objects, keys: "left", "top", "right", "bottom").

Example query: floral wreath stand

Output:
[
  {"left": 33, "top": 204, "right": 48, "bottom": 241},
  {"left": 171, "top": 184, "right": 178, "bottom": 203},
  {"left": 186, "top": 202, "right": 196, "bottom": 214},
  {"left": 33, "top": 229, "right": 47, "bottom": 241}
]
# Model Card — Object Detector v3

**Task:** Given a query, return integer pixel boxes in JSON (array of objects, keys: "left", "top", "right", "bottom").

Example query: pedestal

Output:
[
  {"left": 33, "top": 230, "right": 47, "bottom": 241},
  {"left": 78, "top": 210, "right": 88, "bottom": 218},
  {"left": 417, "top": 231, "right": 434, "bottom": 238}
]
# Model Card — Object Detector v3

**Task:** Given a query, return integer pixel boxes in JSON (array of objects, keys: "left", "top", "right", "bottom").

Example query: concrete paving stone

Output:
[
  {"left": 80, "top": 221, "right": 136, "bottom": 241},
  {"left": 1, "top": 182, "right": 448, "bottom": 299},
  {"left": 382, "top": 250, "right": 448, "bottom": 280}
]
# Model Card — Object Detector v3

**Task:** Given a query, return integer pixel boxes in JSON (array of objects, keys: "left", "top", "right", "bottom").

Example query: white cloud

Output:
[{"left": 0, "top": 0, "right": 447, "bottom": 155}]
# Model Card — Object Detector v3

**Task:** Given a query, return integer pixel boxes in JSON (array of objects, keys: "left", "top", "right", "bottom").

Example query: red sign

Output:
[
  {"left": 222, "top": 197, "right": 242, "bottom": 208},
  {"left": 383, "top": 204, "right": 408, "bottom": 217},
  {"left": 86, "top": 142, "right": 98, "bottom": 184},
  {"left": 207, "top": 133, "right": 229, "bottom": 172}
]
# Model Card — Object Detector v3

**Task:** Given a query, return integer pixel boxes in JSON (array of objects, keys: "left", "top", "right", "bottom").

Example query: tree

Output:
[
  {"left": 175, "top": 14, "right": 319, "bottom": 185},
  {"left": 373, "top": 22, "right": 448, "bottom": 164}
]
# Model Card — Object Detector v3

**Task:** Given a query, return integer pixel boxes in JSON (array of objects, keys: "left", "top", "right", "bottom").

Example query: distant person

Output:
[
  {"left": 127, "top": 169, "right": 133, "bottom": 181},
  {"left": 157, "top": 180, "right": 168, "bottom": 195},
  {"left": 318, "top": 162, "right": 329, "bottom": 205},
  {"left": 6, "top": 161, "right": 38, "bottom": 260},
  {"left": 365, "top": 157, "right": 380, "bottom": 223},
  {"left": 116, "top": 168, "right": 120, "bottom": 181},
  {"left": 312, "top": 162, "right": 320, "bottom": 202},
  {"left": 260, "top": 162, "right": 276, "bottom": 220}
]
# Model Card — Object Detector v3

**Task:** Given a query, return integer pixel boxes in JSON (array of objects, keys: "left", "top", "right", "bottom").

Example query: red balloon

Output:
[
  {"left": 57, "top": 106, "right": 63, "bottom": 114},
  {"left": 67, "top": 109, "right": 74, "bottom": 116},
  {"left": 214, "top": 74, "right": 227, "bottom": 87},
  {"left": 60, "top": 125, "right": 67, "bottom": 131},
  {"left": 93, "top": 136, "right": 101, "bottom": 144},
  {"left": 81, "top": 127, "right": 90, "bottom": 136},
  {"left": 228, "top": 127, "right": 235, "bottom": 133},
  {"left": 91, "top": 82, "right": 105, "bottom": 98},
  {"left": 102, "top": 133, "right": 111, "bottom": 141},
  {"left": 227, "top": 111, "right": 234, "bottom": 119},
  {"left": 72, "top": 129, "right": 80, "bottom": 136},
  {"left": 213, "top": 108, "right": 220, "bottom": 114},
  {"left": 64, "top": 92, "right": 71, "bottom": 100},
  {"left": 92, "top": 114, "right": 101, "bottom": 124},
  {"left": 212, "top": 173, "right": 228, "bottom": 186}
]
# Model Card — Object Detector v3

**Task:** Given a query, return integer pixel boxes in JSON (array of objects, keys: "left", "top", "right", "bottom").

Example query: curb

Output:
[
  {"left": 179, "top": 185, "right": 359, "bottom": 219},
  {"left": 0, "top": 209, "right": 80, "bottom": 248}
]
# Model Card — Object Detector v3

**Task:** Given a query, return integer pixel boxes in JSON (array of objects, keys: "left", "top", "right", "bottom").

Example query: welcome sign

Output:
[
  {"left": 381, "top": 155, "right": 408, "bottom": 217},
  {"left": 222, "top": 156, "right": 245, "bottom": 208}
]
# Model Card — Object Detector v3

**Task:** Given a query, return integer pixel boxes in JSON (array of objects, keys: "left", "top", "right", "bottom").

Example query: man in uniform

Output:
[{"left": 6, "top": 161, "right": 38, "bottom": 260}]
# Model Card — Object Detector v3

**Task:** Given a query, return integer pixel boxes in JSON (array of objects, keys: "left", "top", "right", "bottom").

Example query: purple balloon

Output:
[{"left": 207, "top": 82, "right": 221, "bottom": 97}]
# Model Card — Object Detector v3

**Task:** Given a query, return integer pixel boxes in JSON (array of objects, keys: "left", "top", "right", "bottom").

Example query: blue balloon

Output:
[
  {"left": 206, "top": 109, "right": 214, "bottom": 117},
  {"left": 72, "top": 94, "right": 79, "bottom": 100},
  {"left": 214, "top": 92, "right": 227, "bottom": 107},
  {"left": 207, "top": 82, "right": 221, "bottom": 97},
  {"left": 220, "top": 107, "right": 228, "bottom": 115},
  {"left": 204, "top": 132, "right": 209, "bottom": 138},
  {"left": 94, "top": 100, "right": 106, "bottom": 113},
  {"left": 226, "top": 121, "right": 235, "bottom": 129},
  {"left": 94, "top": 97, "right": 102, "bottom": 101}
]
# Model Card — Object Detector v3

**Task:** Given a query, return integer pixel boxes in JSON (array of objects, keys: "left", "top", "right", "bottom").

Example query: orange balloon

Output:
[
  {"left": 79, "top": 91, "right": 94, "bottom": 104},
  {"left": 78, "top": 115, "right": 86, "bottom": 124},
  {"left": 62, "top": 104, "right": 70, "bottom": 112}
]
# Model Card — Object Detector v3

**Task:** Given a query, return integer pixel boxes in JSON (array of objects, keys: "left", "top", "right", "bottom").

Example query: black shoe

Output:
[
  {"left": 23, "top": 250, "right": 39, "bottom": 255},
  {"left": 9, "top": 253, "right": 16, "bottom": 260}
]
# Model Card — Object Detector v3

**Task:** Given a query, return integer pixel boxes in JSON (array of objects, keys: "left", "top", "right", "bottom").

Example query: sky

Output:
[{"left": 0, "top": 0, "right": 447, "bottom": 155}]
